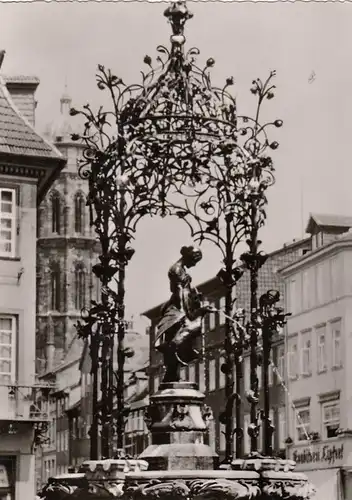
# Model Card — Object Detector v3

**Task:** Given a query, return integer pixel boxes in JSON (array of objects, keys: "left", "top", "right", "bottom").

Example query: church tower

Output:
[{"left": 36, "top": 89, "right": 100, "bottom": 373}]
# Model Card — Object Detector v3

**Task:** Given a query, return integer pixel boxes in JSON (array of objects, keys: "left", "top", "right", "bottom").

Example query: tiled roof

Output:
[
  {"left": 306, "top": 213, "right": 352, "bottom": 234},
  {"left": 0, "top": 75, "right": 62, "bottom": 160}
]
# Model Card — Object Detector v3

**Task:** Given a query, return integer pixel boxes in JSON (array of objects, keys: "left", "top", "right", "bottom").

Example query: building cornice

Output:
[
  {"left": 0, "top": 154, "right": 66, "bottom": 203},
  {"left": 37, "top": 236, "right": 100, "bottom": 252},
  {"left": 279, "top": 236, "right": 352, "bottom": 277}
]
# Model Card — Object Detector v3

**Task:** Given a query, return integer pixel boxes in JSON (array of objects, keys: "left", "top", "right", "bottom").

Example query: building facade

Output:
[
  {"left": 36, "top": 90, "right": 100, "bottom": 374},
  {"left": 143, "top": 237, "right": 312, "bottom": 462},
  {"left": 0, "top": 66, "right": 65, "bottom": 500},
  {"left": 280, "top": 214, "right": 352, "bottom": 500},
  {"left": 124, "top": 369, "right": 149, "bottom": 458},
  {"left": 67, "top": 327, "right": 149, "bottom": 466}
]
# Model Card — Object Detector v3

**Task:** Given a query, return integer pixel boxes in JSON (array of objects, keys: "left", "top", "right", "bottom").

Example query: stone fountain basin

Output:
[
  {"left": 123, "top": 469, "right": 260, "bottom": 500},
  {"left": 123, "top": 468, "right": 316, "bottom": 500}
]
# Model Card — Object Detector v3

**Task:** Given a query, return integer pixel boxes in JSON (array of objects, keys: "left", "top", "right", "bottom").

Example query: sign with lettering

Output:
[{"left": 292, "top": 443, "right": 344, "bottom": 467}]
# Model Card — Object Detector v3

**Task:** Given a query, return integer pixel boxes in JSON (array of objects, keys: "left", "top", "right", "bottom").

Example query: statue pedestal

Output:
[{"left": 139, "top": 382, "right": 218, "bottom": 471}]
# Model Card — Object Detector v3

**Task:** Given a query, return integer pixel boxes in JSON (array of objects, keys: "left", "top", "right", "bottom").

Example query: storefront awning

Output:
[{"left": 304, "top": 468, "right": 342, "bottom": 500}]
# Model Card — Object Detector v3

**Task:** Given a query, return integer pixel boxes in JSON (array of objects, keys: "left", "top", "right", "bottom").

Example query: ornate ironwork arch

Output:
[{"left": 71, "top": 0, "right": 283, "bottom": 462}]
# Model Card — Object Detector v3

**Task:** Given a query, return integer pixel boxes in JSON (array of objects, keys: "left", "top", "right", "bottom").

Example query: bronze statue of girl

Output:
[{"left": 154, "top": 245, "right": 211, "bottom": 383}]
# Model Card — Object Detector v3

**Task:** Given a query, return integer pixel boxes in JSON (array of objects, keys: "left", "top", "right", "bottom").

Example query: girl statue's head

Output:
[{"left": 180, "top": 245, "right": 203, "bottom": 268}]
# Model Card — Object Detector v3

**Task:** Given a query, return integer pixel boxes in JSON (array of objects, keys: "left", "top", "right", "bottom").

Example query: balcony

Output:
[{"left": 0, "top": 382, "right": 56, "bottom": 422}]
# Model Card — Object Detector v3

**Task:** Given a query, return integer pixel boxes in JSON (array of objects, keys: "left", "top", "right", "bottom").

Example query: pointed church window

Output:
[
  {"left": 50, "top": 268, "right": 61, "bottom": 311},
  {"left": 52, "top": 193, "right": 61, "bottom": 234},
  {"left": 74, "top": 194, "right": 85, "bottom": 234},
  {"left": 75, "top": 267, "right": 86, "bottom": 311}
]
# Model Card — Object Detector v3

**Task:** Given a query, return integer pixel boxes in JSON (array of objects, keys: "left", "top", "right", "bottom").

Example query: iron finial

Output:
[{"left": 164, "top": 1, "right": 193, "bottom": 46}]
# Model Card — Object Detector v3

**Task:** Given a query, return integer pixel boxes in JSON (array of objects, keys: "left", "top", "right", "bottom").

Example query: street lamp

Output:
[{"left": 71, "top": 0, "right": 286, "bottom": 463}]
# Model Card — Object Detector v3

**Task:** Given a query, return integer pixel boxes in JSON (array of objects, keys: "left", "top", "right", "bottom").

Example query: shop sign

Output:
[{"left": 292, "top": 443, "right": 344, "bottom": 466}]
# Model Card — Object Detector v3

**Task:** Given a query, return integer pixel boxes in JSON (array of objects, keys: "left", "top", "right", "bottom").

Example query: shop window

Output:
[{"left": 0, "top": 456, "right": 16, "bottom": 500}]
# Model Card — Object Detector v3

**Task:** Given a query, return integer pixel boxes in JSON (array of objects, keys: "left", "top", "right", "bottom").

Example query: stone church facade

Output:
[{"left": 36, "top": 91, "right": 100, "bottom": 374}]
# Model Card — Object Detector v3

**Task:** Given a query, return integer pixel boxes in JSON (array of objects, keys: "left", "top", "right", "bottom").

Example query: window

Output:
[
  {"left": 322, "top": 401, "right": 340, "bottom": 439},
  {"left": 74, "top": 266, "right": 86, "bottom": 311},
  {"left": 50, "top": 268, "right": 60, "bottom": 311},
  {"left": 198, "top": 362, "right": 205, "bottom": 392},
  {"left": 219, "top": 356, "right": 226, "bottom": 388},
  {"left": 208, "top": 358, "right": 216, "bottom": 391},
  {"left": 0, "top": 316, "right": 16, "bottom": 383},
  {"left": 276, "top": 346, "right": 285, "bottom": 384},
  {"left": 51, "top": 193, "right": 61, "bottom": 234},
  {"left": 300, "top": 332, "right": 311, "bottom": 376},
  {"left": 332, "top": 323, "right": 342, "bottom": 368},
  {"left": 0, "top": 188, "right": 16, "bottom": 258},
  {"left": 295, "top": 407, "right": 310, "bottom": 442},
  {"left": 288, "top": 278, "right": 298, "bottom": 315},
  {"left": 278, "top": 407, "right": 286, "bottom": 448},
  {"left": 188, "top": 363, "right": 195, "bottom": 382},
  {"left": 330, "top": 257, "right": 340, "bottom": 299},
  {"left": 219, "top": 296, "right": 225, "bottom": 324},
  {"left": 302, "top": 269, "right": 313, "bottom": 310},
  {"left": 316, "top": 263, "right": 325, "bottom": 304},
  {"left": 288, "top": 340, "right": 298, "bottom": 379},
  {"left": 74, "top": 194, "right": 85, "bottom": 234},
  {"left": 317, "top": 326, "right": 327, "bottom": 373}
]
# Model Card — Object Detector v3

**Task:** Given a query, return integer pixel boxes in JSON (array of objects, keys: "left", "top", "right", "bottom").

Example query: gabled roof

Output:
[
  {"left": 0, "top": 71, "right": 66, "bottom": 201},
  {"left": 0, "top": 75, "right": 62, "bottom": 159},
  {"left": 306, "top": 213, "right": 352, "bottom": 234}
]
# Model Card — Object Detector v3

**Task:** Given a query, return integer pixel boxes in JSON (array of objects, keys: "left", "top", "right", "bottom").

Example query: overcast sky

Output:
[{"left": 1, "top": 1, "right": 352, "bottom": 330}]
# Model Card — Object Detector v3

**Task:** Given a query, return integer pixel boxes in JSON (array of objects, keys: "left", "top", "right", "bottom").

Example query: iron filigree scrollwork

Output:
[
  {"left": 71, "top": 0, "right": 282, "bottom": 462},
  {"left": 31, "top": 422, "right": 50, "bottom": 453}
]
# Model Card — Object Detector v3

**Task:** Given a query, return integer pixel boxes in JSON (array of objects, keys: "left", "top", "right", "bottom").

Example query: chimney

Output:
[
  {"left": 46, "top": 313, "right": 55, "bottom": 373},
  {"left": 4, "top": 76, "right": 40, "bottom": 127}
]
